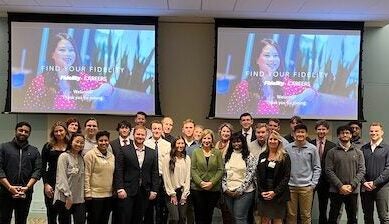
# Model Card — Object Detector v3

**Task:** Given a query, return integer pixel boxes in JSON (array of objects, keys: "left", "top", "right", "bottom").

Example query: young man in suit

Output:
[
  {"left": 309, "top": 120, "right": 337, "bottom": 224},
  {"left": 238, "top": 113, "right": 256, "bottom": 143},
  {"left": 110, "top": 120, "right": 132, "bottom": 156},
  {"left": 114, "top": 125, "right": 159, "bottom": 224},
  {"left": 110, "top": 120, "right": 131, "bottom": 224}
]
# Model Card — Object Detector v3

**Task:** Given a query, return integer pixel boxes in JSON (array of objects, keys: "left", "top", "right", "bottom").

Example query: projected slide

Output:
[
  {"left": 11, "top": 22, "right": 156, "bottom": 115},
  {"left": 215, "top": 28, "right": 361, "bottom": 120}
]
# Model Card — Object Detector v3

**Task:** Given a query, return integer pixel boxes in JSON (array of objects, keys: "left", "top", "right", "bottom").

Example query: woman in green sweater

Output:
[{"left": 191, "top": 129, "right": 224, "bottom": 224}]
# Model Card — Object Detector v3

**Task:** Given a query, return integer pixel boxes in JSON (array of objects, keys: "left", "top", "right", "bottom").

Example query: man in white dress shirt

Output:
[
  {"left": 144, "top": 120, "right": 171, "bottom": 224},
  {"left": 129, "top": 111, "right": 152, "bottom": 140}
]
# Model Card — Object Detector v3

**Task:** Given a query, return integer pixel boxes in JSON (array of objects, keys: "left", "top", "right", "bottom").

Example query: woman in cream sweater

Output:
[{"left": 84, "top": 130, "right": 115, "bottom": 224}]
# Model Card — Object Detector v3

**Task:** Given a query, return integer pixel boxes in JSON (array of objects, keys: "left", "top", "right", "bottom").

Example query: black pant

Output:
[
  {"left": 116, "top": 187, "right": 150, "bottom": 224},
  {"left": 361, "top": 187, "right": 389, "bottom": 224},
  {"left": 44, "top": 194, "right": 58, "bottom": 224},
  {"left": 86, "top": 197, "right": 112, "bottom": 224},
  {"left": 0, "top": 192, "right": 32, "bottom": 224},
  {"left": 328, "top": 193, "right": 358, "bottom": 224},
  {"left": 317, "top": 184, "right": 330, "bottom": 224},
  {"left": 191, "top": 190, "right": 220, "bottom": 224},
  {"left": 55, "top": 201, "right": 86, "bottom": 224},
  {"left": 144, "top": 177, "right": 168, "bottom": 224}
]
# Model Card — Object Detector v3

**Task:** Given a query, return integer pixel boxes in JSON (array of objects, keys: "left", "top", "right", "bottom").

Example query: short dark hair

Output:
[
  {"left": 136, "top": 111, "right": 147, "bottom": 118},
  {"left": 268, "top": 118, "right": 280, "bottom": 125},
  {"left": 15, "top": 121, "right": 31, "bottom": 132},
  {"left": 348, "top": 121, "right": 362, "bottom": 129},
  {"left": 293, "top": 123, "right": 308, "bottom": 132},
  {"left": 65, "top": 117, "right": 81, "bottom": 133},
  {"left": 116, "top": 120, "right": 131, "bottom": 131},
  {"left": 240, "top": 113, "right": 252, "bottom": 120},
  {"left": 290, "top": 115, "right": 303, "bottom": 124},
  {"left": 315, "top": 120, "right": 329, "bottom": 130},
  {"left": 96, "top": 130, "right": 110, "bottom": 141},
  {"left": 337, "top": 125, "right": 353, "bottom": 135},
  {"left": 84, "top": 117, "right": 99, "bottom": 127}
]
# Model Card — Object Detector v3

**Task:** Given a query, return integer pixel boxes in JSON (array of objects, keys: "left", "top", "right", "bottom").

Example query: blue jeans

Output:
[{"left": 224, "top": 191, "right": 254, "bottom": 224}]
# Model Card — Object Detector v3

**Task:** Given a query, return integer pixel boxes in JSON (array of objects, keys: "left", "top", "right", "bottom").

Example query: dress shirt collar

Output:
[{"left": 133, "top": 142, "right": 145, "bottom": 151}]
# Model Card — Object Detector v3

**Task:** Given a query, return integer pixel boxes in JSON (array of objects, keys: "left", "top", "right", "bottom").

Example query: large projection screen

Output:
[
  {"left": 212, "top": 19, "right": 364, "bottom": 120},
  {"left": 9, "top": 14, "right": 159, "bottom": 115}
]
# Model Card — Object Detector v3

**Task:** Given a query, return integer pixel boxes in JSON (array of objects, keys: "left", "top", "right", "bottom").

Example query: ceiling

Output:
[{"left": 1, "top": 0, "right": 389, "bottom": 25}]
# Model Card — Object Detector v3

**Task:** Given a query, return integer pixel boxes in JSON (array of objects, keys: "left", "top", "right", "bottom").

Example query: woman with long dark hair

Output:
[
  {"left": 41, "top": 121, "right": 69, "bottom": 224},
  {"left": 54, "top": 133, "right": 86, "bottom": 224},
  {"left": 162, "top": 136, "right": 191, "bottom": 224},
  {"left": 23, "top": 33, "right": 114, "bottom": 111},
  {"left": 256, "top": 131, "right": 291, "bottom": 224},
  {"left": 222, "top": 132, "right": 257, "bottom": 224}
]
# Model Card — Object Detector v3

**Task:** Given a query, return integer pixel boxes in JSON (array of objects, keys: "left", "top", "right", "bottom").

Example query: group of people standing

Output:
[{"left": 0, "top": 111, "right": 389, "bottom": 224}]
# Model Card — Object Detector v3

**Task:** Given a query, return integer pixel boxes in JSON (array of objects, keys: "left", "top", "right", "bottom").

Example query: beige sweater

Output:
[{"left": 84, "top": 147, "right": 115, "bottom": 198}]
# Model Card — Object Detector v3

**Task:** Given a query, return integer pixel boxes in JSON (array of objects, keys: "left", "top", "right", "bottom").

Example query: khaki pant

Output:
[{"left": 287, "top": 186, "right": 314, "bottom": 224}]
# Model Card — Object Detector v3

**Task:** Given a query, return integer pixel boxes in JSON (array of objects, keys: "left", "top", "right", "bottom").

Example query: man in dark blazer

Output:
[
  {"left": 236, "top": 113, "right": 256, "bottom": 143},
  {"left": 110, "top": 120, "right": 132, "bottom": 224},
  {"left": 309, "top": 120, "right": 337, "bottom": 224},
  {"left": 110, "top": 120, "right": 132, "bottom": 157},
  {"left": 114, "top": 125, "right": 159, "bottom": 224}
]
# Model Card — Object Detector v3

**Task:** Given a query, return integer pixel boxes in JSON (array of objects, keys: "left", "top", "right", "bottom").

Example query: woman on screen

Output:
[
  {"left": 227, "top": 38, "right": 357, "bottom": 118},
  {"left": 23, "top": 33, "right": 114, "bottom": 111},
  {"left": 227, "top": 39, "right": 308, "bottom": 116}
]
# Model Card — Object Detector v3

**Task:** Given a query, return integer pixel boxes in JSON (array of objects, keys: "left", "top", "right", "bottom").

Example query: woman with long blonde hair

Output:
[{"left": 256, "top": 131, "right": 291, "bottom": 224}]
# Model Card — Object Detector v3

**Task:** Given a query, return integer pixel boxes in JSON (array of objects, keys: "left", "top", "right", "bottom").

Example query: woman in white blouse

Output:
[
  {"left": 222, "top": 132, "right": 257, "bottom": 224},
  {"left": 162, "top": 136, "right": 191, "bottom": 224}
]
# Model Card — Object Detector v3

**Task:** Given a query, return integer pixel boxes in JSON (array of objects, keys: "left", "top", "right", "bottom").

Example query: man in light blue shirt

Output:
[{"left": 285, "top": 123, "right": 321, "bottom": 224}]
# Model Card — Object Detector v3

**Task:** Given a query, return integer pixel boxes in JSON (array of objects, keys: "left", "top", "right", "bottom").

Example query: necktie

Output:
[
  {"left": 244, "top": 132, "right": 249, "bottom": 142},
  {"left": 319, "top": 140, "right": 324, "bottom": 159},
  {"left": 155, "top": 140, "right": 159, "bottom": 158},
  {"left": 123, "top": 139, "right": 128, "bottom": 146}
]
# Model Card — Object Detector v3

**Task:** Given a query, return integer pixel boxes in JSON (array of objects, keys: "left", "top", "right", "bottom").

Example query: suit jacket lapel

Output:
[{"left": 127, "top": 145, "right": 140, "bottom": 169}]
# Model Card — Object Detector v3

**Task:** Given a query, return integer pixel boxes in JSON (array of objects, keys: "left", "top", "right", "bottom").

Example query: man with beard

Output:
[
  {"left": 248, "top": 122, "right": 268, "bottom": 159},
  {"left": 348, "top": 121, "right": 365, "bottom": 150},
  {"left": 114, "top": 125, "right": 159, "bottom": 224},
  {"left": 0, "top": 121, "right": 41, "bottom": 224},
  {"left": 325, "top": 125, "right": 365, "bottom": 224}
]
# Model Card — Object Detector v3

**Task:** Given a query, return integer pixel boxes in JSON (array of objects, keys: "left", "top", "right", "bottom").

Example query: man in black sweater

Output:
[
  {"left": 0, "top": 121, "right": 41, "bottom": 224},
  {"left": 325, "top": 125, "right": 365, "bottom": 224},
  {"left": 360, "top": 122, "right": 389, "bottom": 223}
]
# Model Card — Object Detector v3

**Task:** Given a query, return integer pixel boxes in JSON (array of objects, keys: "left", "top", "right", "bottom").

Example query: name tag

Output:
[{"left": 268, "top": 161, "right": 276, "bottom": 168}]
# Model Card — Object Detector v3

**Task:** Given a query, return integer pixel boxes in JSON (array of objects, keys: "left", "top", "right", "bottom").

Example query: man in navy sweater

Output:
[{"left": 360, "top": 122, "right": 389, "bottom": 223}]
